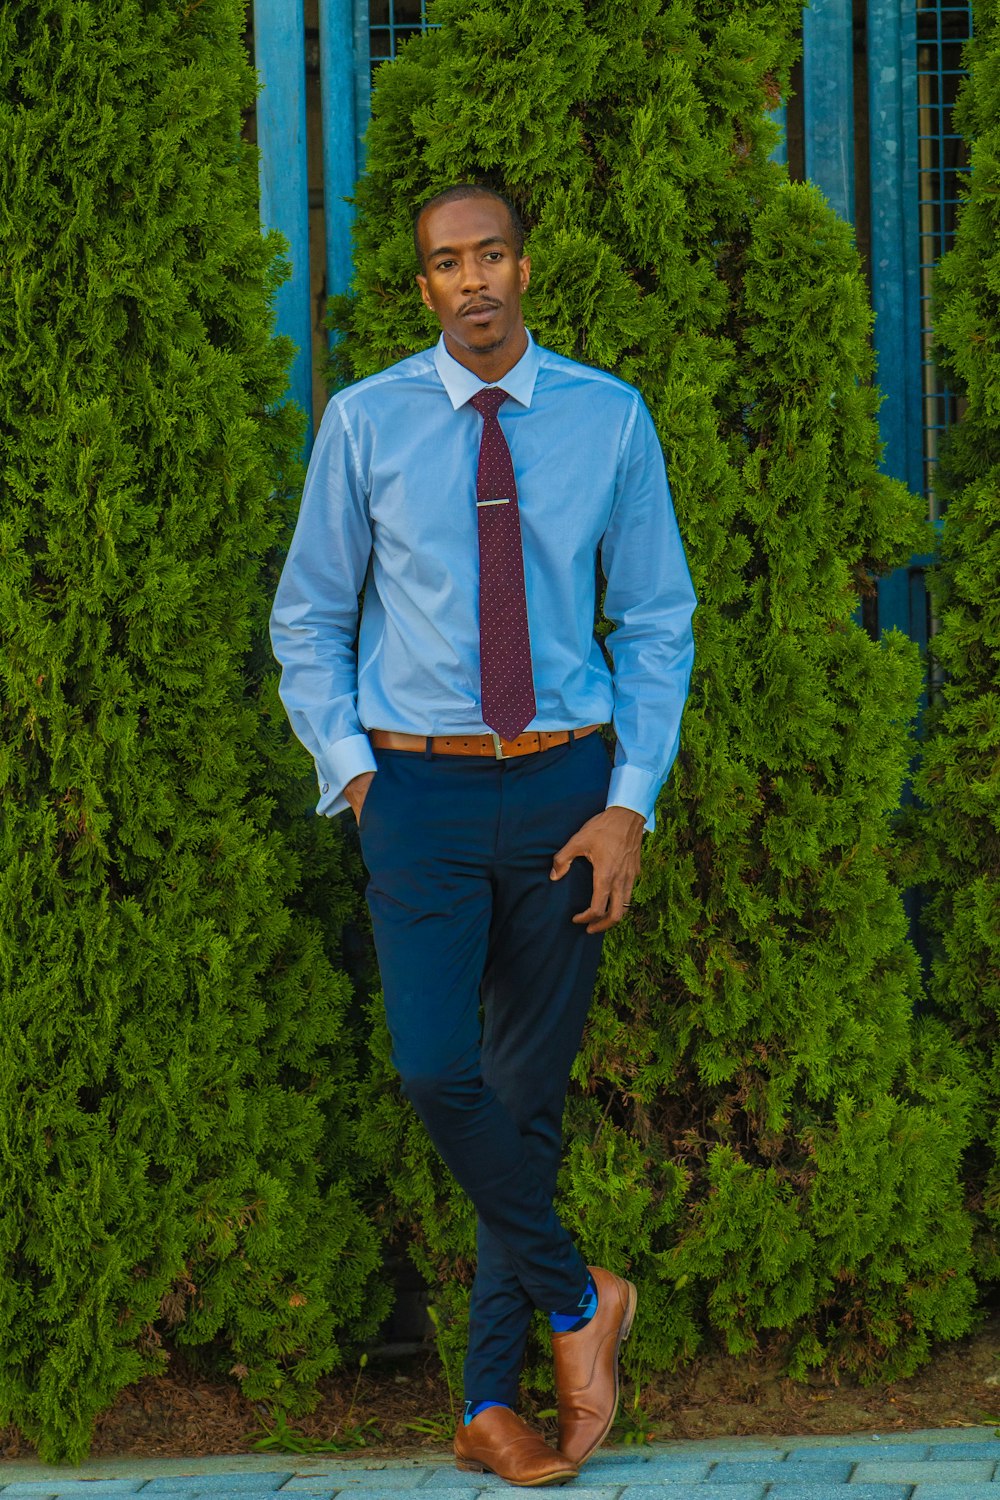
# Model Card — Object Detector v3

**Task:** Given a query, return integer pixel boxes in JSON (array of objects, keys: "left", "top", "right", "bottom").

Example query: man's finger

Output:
[
  {"left": 572, "top": 904, "right": 600, "bottom": 927},
  {"left": 550, "top": 835, "right": 586, "bottom": 880},
  {"left": 582, "top": 872, "right": 638, "bottom": 933},
  {"left": 572, "top": 872, "right": 611, "bottom": 926},
  {"left": 586, "top": 891, "right": 626, "bottom": 934}
]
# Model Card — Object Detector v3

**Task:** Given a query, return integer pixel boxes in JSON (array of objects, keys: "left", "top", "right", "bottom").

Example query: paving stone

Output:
[
  {"left": 709, "top": 1462, "right": 852, "bottom": 1485},
  {"left": 330, "top": 1490, "right": 481, "bottom": 1500},
  {"left": 927, "top": 1447, "right": 1000, "bottom": 1463},
  {"left": 787, "top": 1449, "right": 930, "bottom": 1465},
  {"left": 279, "top": 1487, "right": 346, "bottom": 1495},
  {"left": 0, "top": 1467, "right": 313, "bottom": 1488},
  {"left": 703, "top": 1453, "right": 790, "bottom": 1465},
  {"left": 1, "top": 1488, "right": 145, "bottom": 1497},
  {"left": 281, "top": 1480, "right": 426, "bottom": 1493},
  {"left": 669, "top": 1446, "right": 792, "bottom": 1459},
  {"left": 911, "top": 1489, "right": 1000, "bottom": 1500},
  {"left": 783, "top": 1434, "right": 948, "bottom": 1450},
  {"left": 407, "top": 1476, "right": 506, "bottom": 1490},
  {"left": 138, "top": 1482, "right": 287, "bottom": 1494},
  {"left": 769, "top": 1488, "right": 911, "bottom": 1500},
  {"left": 513, "top": 1492, "right": 619, "bottom": 1500},
  {"left": 577, "top": 1462, "right": 710, "bottom": 1483},
  {"left": 381, "top": 1491, "right": 483, "bottom": 1500},
  {"left": 144, "top": 1483, "right": 292, "bottom": 1495},
  {"left": 579, "top": 1453, "right": 708, "bottom": 1468},
  {"left": 908, "top": 1433, "right": 1000, "bottom": 1447},
  {"left": 852, "top": 1465, "right": 996, "bottom": 1487},
  {"left": 619, "top": 1484, "right": 765, "bottom": 1500},
  {"left": 623, "top": 1446, "right": 779, "bottom": 1462},
  {"left": 557, "top": 1455, "right": 645, "bottom": 1469},
  {"left": 413, "top": 1491, "right": 494, "bottom": 1500}
]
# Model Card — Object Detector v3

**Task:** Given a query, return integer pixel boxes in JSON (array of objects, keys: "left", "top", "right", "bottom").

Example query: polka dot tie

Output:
[{"left": 469, "top": 388, "right": 536, "bottom": 742}]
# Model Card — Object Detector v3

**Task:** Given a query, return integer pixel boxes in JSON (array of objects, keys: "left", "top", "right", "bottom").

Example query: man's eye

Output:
[
  {"left": 485, "top": 252, "right": 502, "bottom": 261},
  {"left": 436, "top": 259, "right": 455, "bottom": 270}
]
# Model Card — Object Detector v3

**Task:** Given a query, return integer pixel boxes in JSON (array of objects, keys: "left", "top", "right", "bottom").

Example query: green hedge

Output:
[
  {"left": 0, "top": 0, "right": 988, "bottom": 1462},
  {"left": 339, "top": 0, "right": 977, "bottom": 1393},
  {"left": 915, "top": 0, "right": 1000, "bottom": 1281},
  {"left": 0, "top": 0, "right": 386, "bottom": 1461}
]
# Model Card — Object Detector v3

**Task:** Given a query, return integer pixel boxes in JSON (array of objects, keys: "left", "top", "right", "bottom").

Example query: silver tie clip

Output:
[{"left": 477, "top": 497, "right": 511, "bottom": 507}]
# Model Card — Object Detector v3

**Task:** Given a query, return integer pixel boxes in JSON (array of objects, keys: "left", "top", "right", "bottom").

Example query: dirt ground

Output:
[{"left": 6, "top": 1317, "right": 1000, "bottom": 1462}]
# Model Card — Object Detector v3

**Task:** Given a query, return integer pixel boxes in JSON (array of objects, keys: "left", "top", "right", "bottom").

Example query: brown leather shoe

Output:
[
  {"left": 551, "top": 1264, "right": 638, "bottom": 1466},
  {"left": 454, "top": 1405, "right": 578, "bottom": 1486}
]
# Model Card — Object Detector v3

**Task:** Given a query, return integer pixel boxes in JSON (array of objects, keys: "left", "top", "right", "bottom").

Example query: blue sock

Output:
[
  {"left": 463, "top": 1399, "right": 510, "bottom": 1425},
  {"left": 548, "top": 1272, "right": 598, "bottom": 1333}
]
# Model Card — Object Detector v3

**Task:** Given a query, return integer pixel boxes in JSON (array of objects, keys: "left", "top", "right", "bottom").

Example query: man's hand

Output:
[
  {"left": 344, "top": 771, "right": 375, "bottom": 823},
  {"left": 550, "top": 806, "right": 646, "bottom": 934}
]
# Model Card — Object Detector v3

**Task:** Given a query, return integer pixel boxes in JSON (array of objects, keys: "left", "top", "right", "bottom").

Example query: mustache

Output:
[{"left": 459, "top": 296, "right": 501, "bottom": 315}]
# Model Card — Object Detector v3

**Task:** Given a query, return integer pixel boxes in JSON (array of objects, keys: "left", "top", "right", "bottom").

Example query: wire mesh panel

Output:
[
  {"left": 355, "top": 0, "right": 971, "bottom": 528},
  {"left": 917, "top": 0, "right": 972, "bottom": 513},
  {"left": 369, "top": 0, "right": 432, "bottom": 73}
]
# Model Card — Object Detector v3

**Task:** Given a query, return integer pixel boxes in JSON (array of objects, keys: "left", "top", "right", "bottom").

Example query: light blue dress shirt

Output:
[{"left": 270, "top": 333, "right": 697, "bottom": 827}]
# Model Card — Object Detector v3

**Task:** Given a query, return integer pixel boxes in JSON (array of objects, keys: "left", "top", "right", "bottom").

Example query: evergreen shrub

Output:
[
  {"left": 339, "top": 0, "right": 977, "bottom": 1389},
  {"left": 915, "top": 0, "right": 1000, "bottom": 1278},
  {"left": 0, "top": 0, "right": 386, "bottom": 1461}
]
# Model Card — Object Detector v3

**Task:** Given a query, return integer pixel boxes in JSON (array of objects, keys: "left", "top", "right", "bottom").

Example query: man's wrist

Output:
[
  {"left": 606, "top": 764, "right": 659, "bottom": 832},
  {"left": 604, "top": 798, "right": 650, "bottom": 832},
  {"left": 601, "top": 805, "right": 645, "bottom": 823},
  {"left": 344, "top": 770, "right": 375, "bottom": 821},
  {"left": 316, "top": 733, "right": 378, "bottom": 817}
]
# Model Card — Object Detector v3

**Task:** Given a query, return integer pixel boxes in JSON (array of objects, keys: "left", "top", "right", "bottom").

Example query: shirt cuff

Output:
[
  {"left": 315, "top": 733, "right": 378, "bottom": 817},
  {"left": 607, "top": 764, "right": 659, "bottom": 833}
]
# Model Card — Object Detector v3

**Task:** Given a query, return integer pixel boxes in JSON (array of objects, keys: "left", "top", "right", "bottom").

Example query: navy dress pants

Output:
[{"left": 358, "top": 731, "right": 611, "bottom": 1408}]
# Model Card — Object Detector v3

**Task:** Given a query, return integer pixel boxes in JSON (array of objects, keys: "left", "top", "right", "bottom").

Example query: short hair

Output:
[{"left": 413, "top": 183, "right": 525, "bottom": 267}]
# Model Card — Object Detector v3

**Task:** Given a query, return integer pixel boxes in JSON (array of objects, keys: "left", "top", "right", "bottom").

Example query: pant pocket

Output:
[{"left": 358, "top": 759, "right": 388, "bottom": 837}]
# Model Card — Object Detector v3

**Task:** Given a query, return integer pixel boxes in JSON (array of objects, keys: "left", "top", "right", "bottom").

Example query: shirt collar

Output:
[{"left": 433, "top": 330, "right": 539, "bottom": 411}]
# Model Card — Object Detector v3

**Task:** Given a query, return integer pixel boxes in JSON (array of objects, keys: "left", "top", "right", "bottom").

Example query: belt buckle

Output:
[{"left": 489, "top": 731, "right": 510, "bottom": 760}]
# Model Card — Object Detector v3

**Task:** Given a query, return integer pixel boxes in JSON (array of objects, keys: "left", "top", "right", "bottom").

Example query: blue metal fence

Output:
[
  {"left": 252, "top": 0, "right": 973, "bottom": 623},
  {"left": 802, "top": 0, "right": 856, "bottom": 223},
  {"left": 369, "top": 0, "right": 432, "bottom": 73},
  {"left": 252, "top": 0, "right": 314, "bottom": 448},
  {"left": 866, "top": 0, "right": 927, "bottom": 647},
  {"left": 777, "top": 0, "right": 970, "bottom": 646},
  {"left": 917, "top": 0, "right": 972, "bottom": 511}
]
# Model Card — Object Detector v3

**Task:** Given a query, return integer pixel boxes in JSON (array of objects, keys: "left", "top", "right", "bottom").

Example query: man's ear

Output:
[
  {"left": 416, "top": 273, "right": 432, "bottom": 312},
  {"left": 519, "top": 255, "right": 531, "bottom": 294}
]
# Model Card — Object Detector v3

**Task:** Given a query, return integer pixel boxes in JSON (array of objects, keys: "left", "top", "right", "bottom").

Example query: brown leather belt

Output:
[{"left": 369, "top": 724, "right": 601, "bottom": 761}]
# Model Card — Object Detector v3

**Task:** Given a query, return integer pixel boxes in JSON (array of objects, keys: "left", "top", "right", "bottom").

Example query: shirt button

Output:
[{"left": 321, "top": 782, "right": 330, "bottom": 793}]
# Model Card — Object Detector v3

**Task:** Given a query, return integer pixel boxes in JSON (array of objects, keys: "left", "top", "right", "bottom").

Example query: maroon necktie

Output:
[{"left": 469, "top": 388, "right": 536, "bottom": 742}]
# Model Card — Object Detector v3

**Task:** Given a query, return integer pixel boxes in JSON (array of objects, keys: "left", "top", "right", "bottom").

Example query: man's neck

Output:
[{"left": 442, "top": 327, "right": 529, "bottom": 385}]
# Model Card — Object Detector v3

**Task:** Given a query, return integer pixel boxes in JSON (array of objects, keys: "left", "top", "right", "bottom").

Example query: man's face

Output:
[{"left": 416, "top": 196, "right": 531, "bottom": 366}]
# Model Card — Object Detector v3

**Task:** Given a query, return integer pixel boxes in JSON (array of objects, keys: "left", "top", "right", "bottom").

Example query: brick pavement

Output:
[{"left": 3, "top": 1430, "right": 1000, "bottom": 1500}]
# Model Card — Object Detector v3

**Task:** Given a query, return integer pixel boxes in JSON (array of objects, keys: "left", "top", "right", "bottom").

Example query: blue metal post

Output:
[
  {"left": 353, "top": 0, "right": 372, "bottom": 168},
  {"left": 253, "top": 0, "right": 314, "bottom": 447},
  {"left": 319, "top": 0, "right": 359, "bottom": 306},
  {"left": 868, "top": 0, "right": 924, "bottom": 639},
  {"left": 769, "top": 104, "right": 788, "bottom": 167},
  {"left": 802, "top": 0, "right": 856, "bottom": 222}
]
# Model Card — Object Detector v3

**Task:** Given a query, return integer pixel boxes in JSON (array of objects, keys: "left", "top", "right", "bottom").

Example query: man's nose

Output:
[{"left": 460, "top": 258, "right": 488, "bottom": 291}]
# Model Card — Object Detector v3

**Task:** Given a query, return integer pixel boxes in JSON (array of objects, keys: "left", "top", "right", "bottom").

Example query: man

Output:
[{"left": 270, "top": 183, "right": 696, "bottom": 1486}]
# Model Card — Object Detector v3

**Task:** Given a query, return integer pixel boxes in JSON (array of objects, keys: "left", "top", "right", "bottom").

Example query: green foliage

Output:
[
  {"left": 0, "top": 0, "right": 386, "bottom": 1461},
  {"left": 344, "top": 0, "right": 976, "bottom": 1387},
  {"left": 913, "top": 0, "right": 1000, "bottom": 1278},
  {"left": 246, "top": 1355, "right": 382, "bottom": 1451}
]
